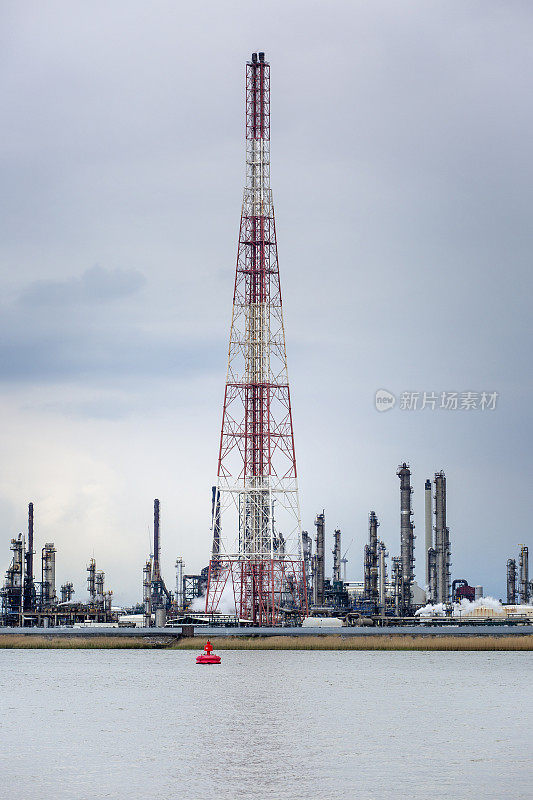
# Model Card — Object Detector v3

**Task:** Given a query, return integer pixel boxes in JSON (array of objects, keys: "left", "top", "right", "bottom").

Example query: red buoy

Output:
[{"left": 196, "top": 639, "right": 221, "bottom": 665}]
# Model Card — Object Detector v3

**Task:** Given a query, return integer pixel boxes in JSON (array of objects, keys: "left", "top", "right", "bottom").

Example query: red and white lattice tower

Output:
[{"left": 205, "top": 52, "right": 308, "bottom": 624}]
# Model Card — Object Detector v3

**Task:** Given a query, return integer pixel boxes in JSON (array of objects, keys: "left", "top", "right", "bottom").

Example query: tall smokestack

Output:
[
  {"left": 24, "top": 502, "right": 35, "bottom": 612},
  {"left": 153, "top": 499, "right": 160, "bottom": 580}
]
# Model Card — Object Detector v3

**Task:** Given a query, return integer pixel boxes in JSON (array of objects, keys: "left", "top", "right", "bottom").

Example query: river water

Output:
[{"left": 0, "top": 649, "right": 531, "bottom": 799}]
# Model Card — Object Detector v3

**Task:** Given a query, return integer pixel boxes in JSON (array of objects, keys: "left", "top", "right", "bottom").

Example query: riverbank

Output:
[{"left": 1, "top": 634, "right": 532, "bottom": 650}]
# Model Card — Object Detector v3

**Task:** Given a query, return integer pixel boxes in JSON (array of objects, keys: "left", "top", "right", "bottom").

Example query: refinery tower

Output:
[{"left": 205, "top": 52, "right": 307, "bottom": 624}]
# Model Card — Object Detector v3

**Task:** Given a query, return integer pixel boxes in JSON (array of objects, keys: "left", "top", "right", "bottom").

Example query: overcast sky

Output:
[{"left": 1, "top": 1, "right": 531, "bottom": 605}]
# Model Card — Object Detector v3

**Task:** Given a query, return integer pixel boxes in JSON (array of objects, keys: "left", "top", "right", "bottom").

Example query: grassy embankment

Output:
[
  {"left": 0, "top": 634, "right": 532, "bottom": 650},
  {"left": 173, "top": 635, "right": 533, "bottom": 651}
]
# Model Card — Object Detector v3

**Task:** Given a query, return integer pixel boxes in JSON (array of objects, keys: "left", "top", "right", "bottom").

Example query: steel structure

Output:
[
  {"left": 205, "top": 52, "right": 307, "bottom": 624},
  {"left": 60, "top": 582, "right": 74, "bottom": 602}
]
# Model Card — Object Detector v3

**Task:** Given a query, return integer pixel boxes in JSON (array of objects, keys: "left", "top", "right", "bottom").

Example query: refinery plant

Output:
[{"left": 1, "top": 53, "right": 531, "bottom": 630}]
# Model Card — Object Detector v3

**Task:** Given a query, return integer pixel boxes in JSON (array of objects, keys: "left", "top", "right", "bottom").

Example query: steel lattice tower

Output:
[{"left": 205, "top": 52, "right": 307, "bottom": 624}]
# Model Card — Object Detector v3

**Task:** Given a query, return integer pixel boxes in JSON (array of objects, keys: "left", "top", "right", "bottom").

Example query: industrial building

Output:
[{"left": 1, "top": 503, "right": 114, "bottom": 626}]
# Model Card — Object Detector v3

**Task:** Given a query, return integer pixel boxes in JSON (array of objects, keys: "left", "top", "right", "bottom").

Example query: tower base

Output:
[{"left": 205, "top": 557, "right": 308, "bottom": 625}]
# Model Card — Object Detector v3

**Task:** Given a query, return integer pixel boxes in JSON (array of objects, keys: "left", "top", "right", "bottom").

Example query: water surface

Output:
[{"left": 0, "top": 650, "right": 531, "bottom": 799}]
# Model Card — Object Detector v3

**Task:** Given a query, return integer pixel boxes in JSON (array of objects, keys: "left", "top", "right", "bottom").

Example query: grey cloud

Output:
[
  {"left": 0, "top": 327, "right": 218, "bottom": 383},
  {"left": 1, "top": 264, "right": 221, "bottom": 383},
  {"left": 17, "top": 265, "right": 146, "bottom": 307}
]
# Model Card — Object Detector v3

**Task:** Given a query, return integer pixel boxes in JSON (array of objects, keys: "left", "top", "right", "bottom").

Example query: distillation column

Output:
[
  {"left": 96, "top": 571, "right": 105, "bottom": 609},
  {"left": 397, "top": 463, "right": 415, "bottom": 614},
  {"left": 506, "top": 558, "right": 517, "bottom": 604},
  {"left": 42, "top": 543, "right": 56, "bottom": 605},
  {"left": 369, "top": 512, "right": 379, "bottom": 605},
  {"left": 175, "top": 558, "right": 184, "bottom": 610},
  {"left": 314, "top": 512, "right": 325, "bottom": 606},
  {"left": 434, "top": 471, "right": 451, "bottom": 603},
  {"left": 332, "top": 529, "right": 341, "bottom": 584},
  {"left": 87, "top": 558, "right": 96, "bottom": 603},
  {"left": 143, "top": 560, "right": 152, "bottom": 627},
  {"left": 519, "top": 546, "right": 529, "bottom": 604},
  {"left": 302, "top": 531, "right": 312, "bottom": 593},
  {"left": 23, "top": 502, "right": 35, "bottom": 612},
  {"left": 424, "top": 479, "right": 435, "bottom": 600},
  {"left": 378, "top": 541, "right": 388, "bottom": 614}
]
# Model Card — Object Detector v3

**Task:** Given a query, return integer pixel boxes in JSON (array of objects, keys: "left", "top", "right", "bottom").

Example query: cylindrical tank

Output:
[
  {"left": 155, "top": 607, "right": 166, "bottom": 627},
  {"left": 474, "top": 586, "right": 483, "bottom": 600}
]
